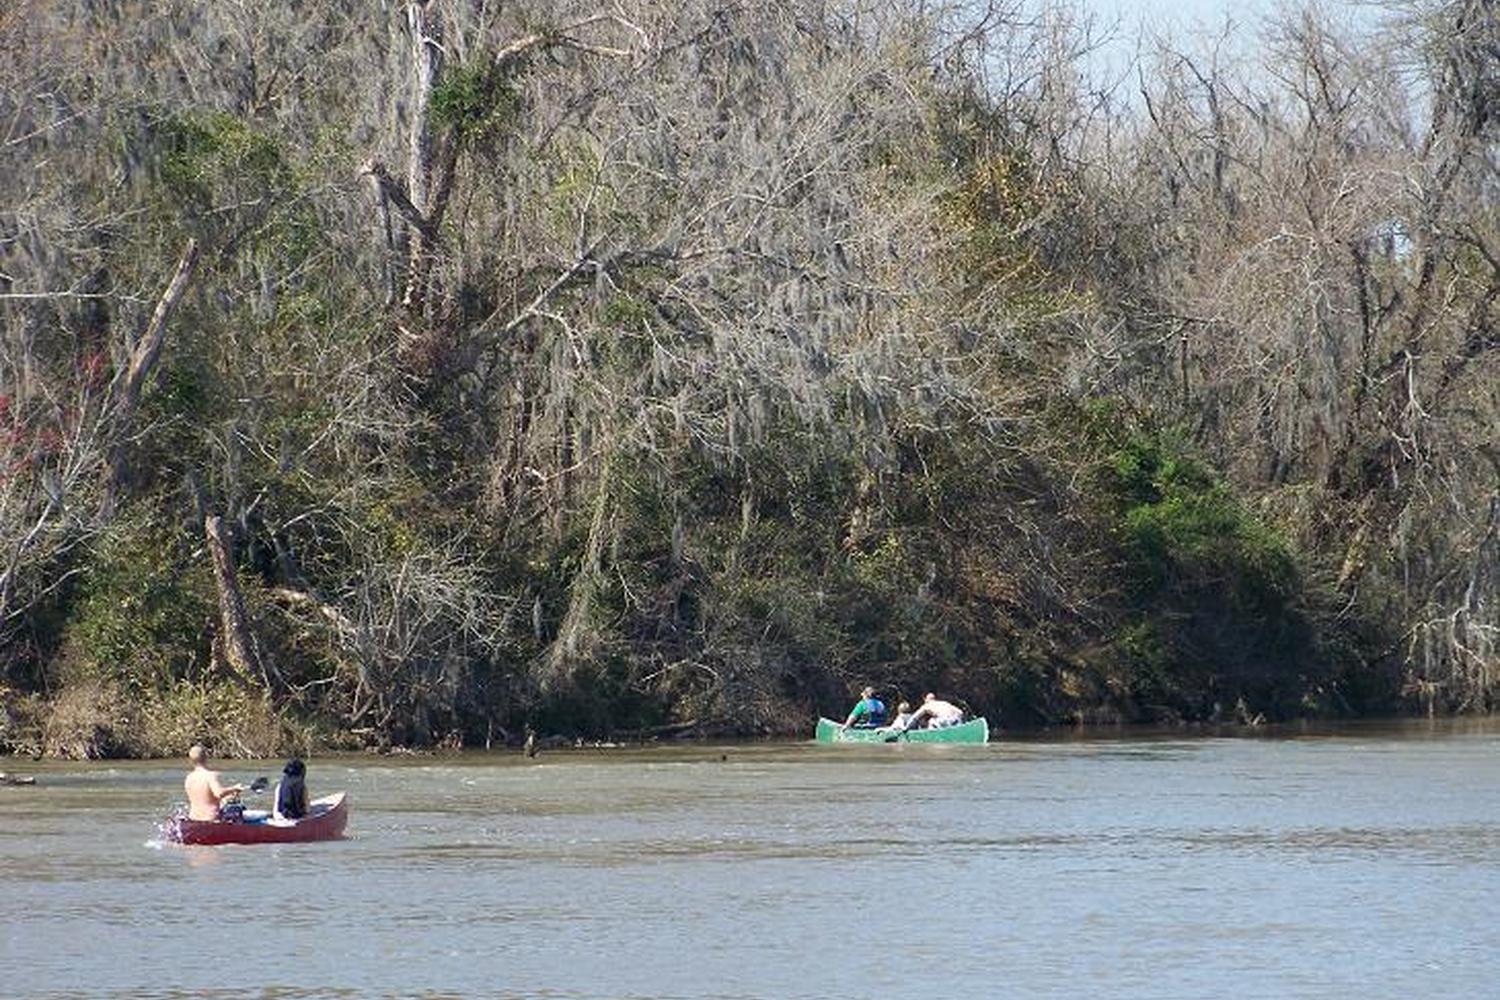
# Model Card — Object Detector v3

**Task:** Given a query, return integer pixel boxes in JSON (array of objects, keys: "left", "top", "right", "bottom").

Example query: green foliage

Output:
[
  {"left": 541, "top": 141, "right": 650, "bottom": 247},
  {"left": 9, "top": 2, "right": 1450, "bottom": 752},
  {"left": 430, "top": 63, "right": 520, "bottom": 142},
  {"left": 1105, "top": 431, "right": 1297, "bottom": 613},
  {"left": 155, "top": 109, "right": 323, "bottom": 269},
  {"left": 531, "top": 654, "right": 665, "bottom": 735},
  {"left": 1107, "top": 620, "right": 1177, "bottom": 703},
  {"left": 152, "top": 365, "right": 213, "bottom": 421},
  {"left": 935, "top": 142, "right": 1088, "bottom": 331},
  {"left": 159, "top": 111, "right": 290, "bottom": 210},
  {"left": 1051, "top": 404, "right": 1325, "bottom": 716},
  {"left": 60, "top": 510, "right": 214, "bottom": 698},
  {"left": 600, "top": 292, "right": 651, "bottom": 332},
  {"left": 133, "top": 360, "right": 223, "bottom": 491}
]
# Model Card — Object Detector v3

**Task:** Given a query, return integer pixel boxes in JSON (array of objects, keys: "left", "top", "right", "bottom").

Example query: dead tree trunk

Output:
[
  {"left": 106, "top": 239, "right": 199, "bottom": 506},
  {"left": 402, "top": 0, "right": 444, "bottom": 313}
]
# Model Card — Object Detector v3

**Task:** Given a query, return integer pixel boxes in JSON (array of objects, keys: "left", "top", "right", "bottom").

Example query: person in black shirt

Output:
[{"left": 273, "top": 758, "right": 309, "bottom": 820}]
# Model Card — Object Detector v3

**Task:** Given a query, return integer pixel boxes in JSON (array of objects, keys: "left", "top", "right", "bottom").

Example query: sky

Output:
[
  {"left": 1071, "top": 0, "right": 1388, "bottom": 88},
  {"left": 1087, "top": 0, "right": 1277, "bottom": 33},
  {"left": 1084, "top": 0, "right": 1382, "bottom": 35}
]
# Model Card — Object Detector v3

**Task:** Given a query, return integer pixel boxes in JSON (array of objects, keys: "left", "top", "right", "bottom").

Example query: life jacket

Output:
[{"left": 855, "top": 697, "right": 887, "bottom": 727}]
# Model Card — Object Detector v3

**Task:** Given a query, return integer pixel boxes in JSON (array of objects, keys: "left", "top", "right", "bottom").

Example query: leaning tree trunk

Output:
[
  {"left": 106, "top": 239, "right": 199, "bottom": 507},
  {"left": 205, "top": 513, "right": 276, "bottom": 691}
]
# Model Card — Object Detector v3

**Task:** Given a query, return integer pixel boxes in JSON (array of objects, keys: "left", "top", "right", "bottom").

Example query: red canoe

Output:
[{"left": 164, "top": 792, "right": 350, "bottom": 846}]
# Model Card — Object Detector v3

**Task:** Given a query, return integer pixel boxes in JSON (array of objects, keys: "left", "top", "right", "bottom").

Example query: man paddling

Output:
[
  {"left": 840, "top": 686, "right": 887, "bottom": 729},
  {"left": 902, "top": 692, "right": 964, "bottom": 730},
  {"left": 184, "top": 744, "right": 246, "bottom": 821}
]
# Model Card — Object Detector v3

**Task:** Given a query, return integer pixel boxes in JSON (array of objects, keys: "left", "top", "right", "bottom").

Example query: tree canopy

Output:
[{"left": 1, "top": 0, "right": 1495, "bottom": 755}]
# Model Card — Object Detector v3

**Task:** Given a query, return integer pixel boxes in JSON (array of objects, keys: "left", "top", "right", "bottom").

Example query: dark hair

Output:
[{"left": 283, "top": 758, "right": 306, "bottom": 777}]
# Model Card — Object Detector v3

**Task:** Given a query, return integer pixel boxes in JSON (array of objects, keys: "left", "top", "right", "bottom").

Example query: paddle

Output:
[{"left": 227, "top": 776, "right": 270, "bottom": 797}]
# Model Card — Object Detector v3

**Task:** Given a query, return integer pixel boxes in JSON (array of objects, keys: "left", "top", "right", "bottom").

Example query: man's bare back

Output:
[
  {"left": 907, "top": 693, "right": 964, "bottom": 729},
  {"left": 184, "top": 745, "right": 243, "bottom": 821}
]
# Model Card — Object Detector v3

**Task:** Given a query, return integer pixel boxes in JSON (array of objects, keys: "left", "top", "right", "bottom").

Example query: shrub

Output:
[
  {"left": 1057, "top": 406, "right": 1324, "bottom": 717},
  {"left": 137, "top": 679, "right": 291, "bottom": 759},
  {"left": 1107, "top": 432, "right": 1297, "bottom": 613},
  {"left": 0, "top": 684, "right": 45, "bottom": 756},
  {"left": 42, "top": 679, "right": 138, "bottom": 759}
]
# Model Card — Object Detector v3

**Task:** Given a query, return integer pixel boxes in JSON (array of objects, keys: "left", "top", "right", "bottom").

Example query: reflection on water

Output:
[{"left": 4, "top": 719, "right": 1500, "bottom": 999}]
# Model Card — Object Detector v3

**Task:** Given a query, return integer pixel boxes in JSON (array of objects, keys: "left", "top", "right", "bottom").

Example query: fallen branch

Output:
[{"left": 269, "top": 586, "right": 360, "bottom": 642}]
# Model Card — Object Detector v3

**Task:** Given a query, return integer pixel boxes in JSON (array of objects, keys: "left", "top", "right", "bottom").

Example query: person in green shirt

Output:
[{"left": 841, "top": 686, "right": 887, "bottom": 729}]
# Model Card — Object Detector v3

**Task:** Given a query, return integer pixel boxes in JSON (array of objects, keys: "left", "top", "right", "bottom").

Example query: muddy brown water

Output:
[{"left": 3, "top": 721, "right": 1499, "bottom": 998}]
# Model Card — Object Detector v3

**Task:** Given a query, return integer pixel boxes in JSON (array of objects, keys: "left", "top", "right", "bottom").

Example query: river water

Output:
[{"left": 3, "top": 721, "right": 1499, "bottom": 999}]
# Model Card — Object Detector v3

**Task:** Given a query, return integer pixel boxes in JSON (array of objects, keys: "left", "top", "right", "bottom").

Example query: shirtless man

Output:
[
  {"left": 904, "top": 692, "right": 964, "bottom": 730},
  {"left": 184, "top": 744, "right": 245, "bottom": 821}
]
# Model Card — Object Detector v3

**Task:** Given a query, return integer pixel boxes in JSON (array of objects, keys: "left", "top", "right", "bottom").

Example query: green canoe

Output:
[{"left": 813, "top": 717, "right": 989, "bottom": 744}]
